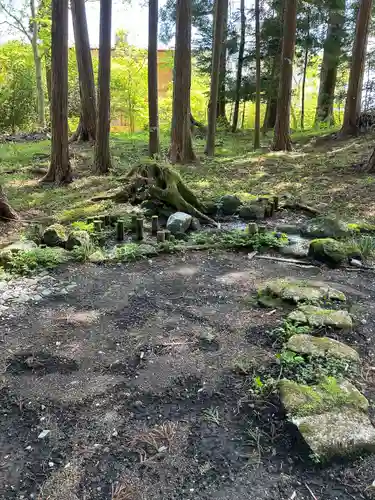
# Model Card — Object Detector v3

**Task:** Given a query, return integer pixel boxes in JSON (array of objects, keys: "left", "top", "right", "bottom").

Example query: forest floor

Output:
[
  {"left": 1, "top": 128, "right": 375, "bottom": 243},
  {"left": 1, "top": 129, "right": 375, "bottom": 499},
  {"left": 1, "top": 252, "right": 375, "bottom": 499}
]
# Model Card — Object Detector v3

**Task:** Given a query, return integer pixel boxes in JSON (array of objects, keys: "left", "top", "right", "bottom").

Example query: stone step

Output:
[{"left": 286, "top": 334, "right": 360, "bottom": 362}]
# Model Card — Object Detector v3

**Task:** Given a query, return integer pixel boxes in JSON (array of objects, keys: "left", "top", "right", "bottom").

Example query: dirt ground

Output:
[{"left": 1, "top": 251, "right": 375, "bottom": 499}]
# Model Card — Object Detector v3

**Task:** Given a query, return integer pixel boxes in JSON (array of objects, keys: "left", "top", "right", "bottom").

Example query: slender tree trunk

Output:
[
  {"left": 41, "top": 0, "right": 72, "bottom": 184},
  {"left": 254, "top": 0, "right": 261, "bottom": 149},
  {"left": 46, "top": 63, "right": 51, "bottom": 105},
  {"left": 0, "top": 185, "right": 18, "bottom": 221},
  {"left": 71, "top": 0, "right": 97, "bottom": 142},
  {"left": 217, "top": 0, "right": 229, "bottom": 125},
  {"left": 231, "top": 0, "right": 246, "bottom": 133},
  {"left": 169, "top": 0, "right": 196, "bottom": 164},
  {"left": 272, "top": 0, "right": 297, "bottom": 151},
  {"left": 241, "top": 100, "right": 246, "bottom": 128},
  {"left": 341, "top": 0, "right": 373, "bottom": 137},
  {"left": 315, "top": 5, "right": 345, "bottom": 126},
  {"left": 301, "top": 15, "right": 310, "bottom": 131},
  {"left": 206, "top": 0, "right": 226, "bottom": 156},
  {"left": 94, "top": 0, "right": 112, "bottom": 174},
  {"left": 148, "top": 0, "right": 160, "bottom": 156},
  {"left": 30, "top": 0, "right": 46, "bottom": 129}
]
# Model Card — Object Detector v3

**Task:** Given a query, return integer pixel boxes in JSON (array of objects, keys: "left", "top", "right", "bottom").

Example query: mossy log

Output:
[{"left": 95, "top": 162, "right": 218, "bottom": 226}]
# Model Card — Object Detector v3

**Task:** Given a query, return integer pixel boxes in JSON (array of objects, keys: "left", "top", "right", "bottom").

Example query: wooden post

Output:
[
  {"left": 273, "top": 196, "right": 279, "bottom": 211},
  {"left": 131, "top": 214, "right": 137, "bottom": 232},
  {"left": 151, "top": 215, "right": 159, "bottom": 235},
  {"left": 157, "top": 230, "right": 166, "bottom": 243},
  {"left": 104, "top": 214, "right": 111, "bottom": 226},
  {"left": 87, "top": 217, "right": 95, "bottom": 224},
  {"left": 135, "top": 217, "right": 144, "bottom": 241},
  {"left": 94, "top": 220, "right": 102, "bottom": 232},
  {"left": 248, "top": 223, "right": 258, "bottom": 235},
  {"left": 116, "top": 219, "right": 125, "bottom": 241},
  {"left": 164, "top": 229, "right": 171, "bottom": 241}
]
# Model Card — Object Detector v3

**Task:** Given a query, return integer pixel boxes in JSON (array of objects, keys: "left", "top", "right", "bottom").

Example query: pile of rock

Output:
[{"left": 258, "top": 277, "right": 375, "bottom": 460}]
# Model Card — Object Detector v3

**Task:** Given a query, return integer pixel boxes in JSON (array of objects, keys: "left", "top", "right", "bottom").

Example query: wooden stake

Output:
[
  {"left": 248, "top": 223, "right": 258, "bottom": 235},
  {"left": 94, "top": 220, "right": 102, "bottom": 232},
  {"left": 116, "top": 219, "right": 125, "bottom": 241},
  {"left": 164, "top": 229, "right": 171, "bottom": 240},
  {"left": 104, "top": 214, "right": 111, "bottom": 226},
  {"left": 157, "top": 230, "right": 165, "bottom": 243},
  {"left": 135, "top": 217, "right": 144, "bottom": 241},
  {"left": 131, "top": 214, "right": 137, "bottom": 232},
  {"left": 151, "top": 215, "right": 159, "bottom": 235}
]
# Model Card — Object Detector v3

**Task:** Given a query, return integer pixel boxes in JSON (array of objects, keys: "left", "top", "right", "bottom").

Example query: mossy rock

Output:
[
  {"left": 286, "top": 334, "right": 360, "bottom": 362},
  {"left": 288, "top": 304, "right": 352, "bottom": 329},
  {"left": 347, "top": 222, "right": 375, "bottom": 234},
  {"left": 301, "top": 216, "right": 350, "bottom": 239},
  {"left": 279, "top": 377, "right": 368, "bottom": 418},
  {"left": 88, "top": 249, "right": 107, "bottom": 264},
  {"left": 258, "top": 278, "right": 346, "bottom": 305},
  {"left": 293, "top": 409, "right": 375, "bottom": 459},
  {"left": 66, "top": 230, "right": 90, "bottom": 251},
  {"left": 239, "top": 202, "right": 266, "bottom": 221},
  {"left": 308, "top": 238, "right": 362, "bottom": 267},
  {"left": 217, "top": 195, "right": 242, "bottom": 215},
  {"left": 43, "top": 224, "right": 68, "bottom": 247}
]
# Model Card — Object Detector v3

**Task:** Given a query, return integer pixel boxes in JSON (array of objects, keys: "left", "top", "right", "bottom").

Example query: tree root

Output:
[
  {"left": 93, "top": 161, "right": 218, "bottom": 226},
  {"left": 0, "top": 186, "right": 19, "bottom": 221}
]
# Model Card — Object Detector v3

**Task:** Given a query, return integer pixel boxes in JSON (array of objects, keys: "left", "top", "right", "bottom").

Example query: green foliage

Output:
[
  {"left": 71, "top": 221, "right": 95, "bottom": 233},
  {"left": 22, "top": 223, "right": 44, "bottom": 245},
  {"left": 348, "top": 235, "right": 375, "bottom": 259},
  {"left": 71, "top": 241, "right": 97, "bottom": 262},
  {"left": 269, "top": 320, "right": 312, "bottom": 342},
  {"left": 190, "top": 229, "right": 287, "bottom": 251},
  {"left": 0, "top": 42, "right": 37, "bottom": 132},
  {"left": 251, "top": 375, "right": 276, "bottom": 396},
  {"left": 3, "top": 248, "right": 68, "bottom": 276}
]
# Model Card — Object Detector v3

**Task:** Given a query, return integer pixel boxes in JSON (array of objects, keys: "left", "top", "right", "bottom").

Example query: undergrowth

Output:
[{"left": 2, "top": 248, "right": 68, "bottom": 276}]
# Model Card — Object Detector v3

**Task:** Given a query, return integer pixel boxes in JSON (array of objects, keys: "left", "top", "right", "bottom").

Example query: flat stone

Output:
[
  {"left": 280, "top": 236, "right": 310, "bottom": 258},
  {"left": 166, "top": 212, "right": 193, "bottom": 234},
  {"left": 286, "top": 334, "right": 360, "bottom": 362},
  {"left": 279, "top": 378, "right": 369, "bottom": 417},
  {"left": 301, "top": 216, "right": 351, "bottom": 239},
  {"left": 292, "top": 410, "right": 375, "bottom": 459},
  {"left": 288, "top": 305, "right": 352, "bottom": 329},
  {"left": 3, "top": 240, "right": 37, "bottom": 253},
  {"left": 259, "top": 278, "right": 346, "bottom": 304}
]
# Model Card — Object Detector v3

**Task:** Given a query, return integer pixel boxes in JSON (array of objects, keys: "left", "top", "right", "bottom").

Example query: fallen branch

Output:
[
  {"left": 305, "top": 483, "right": 318, "bottom": 500},
  {"left": 255, "top": 255, "right": 317, "bottom": 267},
  {"left": 283, "top": 201, "right": 321, "bottom": 216}
]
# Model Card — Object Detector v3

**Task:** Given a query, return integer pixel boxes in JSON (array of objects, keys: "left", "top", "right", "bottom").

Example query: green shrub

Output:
[
  {"left": 71, "top": 221, "right": 95, "bottom": 233},
  {"left": 4, "top": 248, "right": 68, "bottom": 276}
]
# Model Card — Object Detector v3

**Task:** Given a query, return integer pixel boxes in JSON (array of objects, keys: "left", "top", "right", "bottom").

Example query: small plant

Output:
[
  {"left": 22, "top": 223, "right": 44, "bottom": 245},
  {"left": 71, "top": 241, "right": 97, "bottom": 262},
  {"left": 71, "top": 221, "right": 95, "bottom": 233},
  {"left": 269, "top": 320, "right": 312, "bottom": 341},
  {"left": 251, "top": 375, "right": 276, "bottom": 396},
  {"left": 202, "top": 407, "right": 221, "bottom": 426},
  {"left": 276, "top": 350, "right": 305, "bottom": 368},
  {"left": 352, "top": 235, "right": 375, "bottom": 258},
  {"left": 4, "top": 248, "right": 68, "bottom": 276}
]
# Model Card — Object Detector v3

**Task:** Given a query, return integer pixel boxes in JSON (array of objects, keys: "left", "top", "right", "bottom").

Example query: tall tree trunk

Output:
[
  {"left": 254, "top": 0, "right": 261, "bottom": 149},
  {"left": 272, "top": 0, "right": 297, "bottom": 151},
  {"left": 217, "top": 0, "right": 229, "bottom": 125},
  {"left": 169, "top": 0, "right": 196, "bottom": 164},
  {"left": 206, "top": 0, "right": 226, "bottom": 156},
  {"left": 0, "top": 185, "right": 18, "bottom": 221},
  {"left": 148, "top": 0, "right": 160, "bottom": 156},
  {"left": 241, "top": 100, "right": 246, "bottom": 128},
  {"left": 94, "top": 0, "right": 112, "bottom": 174},
  {"left": 71, "top": 0, "right": 97, "bottom": 142},
  {"left": 341, "top": 0, "right": 373, "bottom": 137},
  {"left": 315, "top": 5, "right": 345, "bottom": 126},
  {"left": 41, "top": 0, "right": 72, "bottom": 184},
  {"left": 231, "top": 0, "right": 246, "bottom": 133},
  {"left": 301, "top": 14, "right": 310, "bottom": 131},
  {"left": 30, "top": 0, "right": 46, "bottom": 129}
]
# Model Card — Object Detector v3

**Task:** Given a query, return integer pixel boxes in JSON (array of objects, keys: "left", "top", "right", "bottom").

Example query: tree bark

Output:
[
  {"left": 169, "top": 0, "right": 196, "bottom": 164},
  {"left": 301, "top": 13, "right": 310, "bottom": 131},
  {"left": 315, "top": 5, "right": 345, "bottom": 126},
  {"left": 41, "top": 0, "right": 72, "bottom": 184},
  {"left": 272, "top": 0, "right": 297, "bottom": 151},
  {"left": 94, "top": 0, "right": 112, "bottom": 174},
  {"left": 30, "top": 0, "right": 46, "bottom": 129},
  {"left": 71, "top": 0, "right": 97, "bottom": 142},
  {"left": 231, "top": 0, "right": 246, "bottom": 133},
  {"left": 341, "top": 0, "right": 373, "bottom": 137},
  {"left": 254, "top": 0, "right": 261, "bottom": 149},
  {"left": 0, "top": 185, "right": 18, "bottom": 221},
  {"left": 205, "top": 0, "right": 226, "bottom": 156},
  {"left": 217, "top": 0, "right": 229, "bottom": 125},
  {"left": 148, "top": 0, "right": 160, "bottom": 157}
]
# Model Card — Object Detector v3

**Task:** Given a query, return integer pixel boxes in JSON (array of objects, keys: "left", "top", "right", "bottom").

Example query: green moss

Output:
[
  {"left": 308, "top": 238, "right": 362, "bottom": 267},
  {"left": 279, "top": 377, "right": 368, "bottom": 417},
  {"left": 348, "top": 222, "right": 375, "bottom": 234}
]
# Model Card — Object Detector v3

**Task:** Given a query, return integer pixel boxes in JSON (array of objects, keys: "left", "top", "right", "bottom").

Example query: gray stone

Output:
[
  {"left": 66, "top": 230, "right": 90, "bottom": 251},
  {"left": 166, "top": 212, "right": 193, "bottom": 234},
  {"left": 288, "top": 305, "right": 352, "bottom": 329},
  {"left": 259, "top": 278, "right": 346, "bottom": 304},
  {"left": 43, "top": 224, "right": 68, "bottom": 247},
  {"left": 280, "top": 238, "right": 309, "bottom": 258},
  {"left": 292, "top": 410, "right": 375, "bottom": 459},
  {"left": 41, "top": 289, "right": 52, "bottom": 297},
  {"left": 190, "top": 217, "right": 201, "bottom": 231},
  {"left": 308, "top": 238, "right": 362, "bottom": 267},
  {"left": 138, "top": 244, "right": 158, "bottom": 256},
  {"left": 276, "top": 224, "right": 301, "bottom": 235},
  {"left": 2, "top": 240, "right": 37, "bottom": 253},
  {"left": 218, "top": 195, "right": 242, "bottom": 215},
  {"left": 301, "top": 216, "right": 351, "bottom": 239},
  {"left": 88, "top": 249, "right": 107, "bottom": 264},
  {"left": 286, "top": 334, "right": 360, "bottom": 362},
  {"left": 239, "top": 203, "right": 266, "bottom": 221}
]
